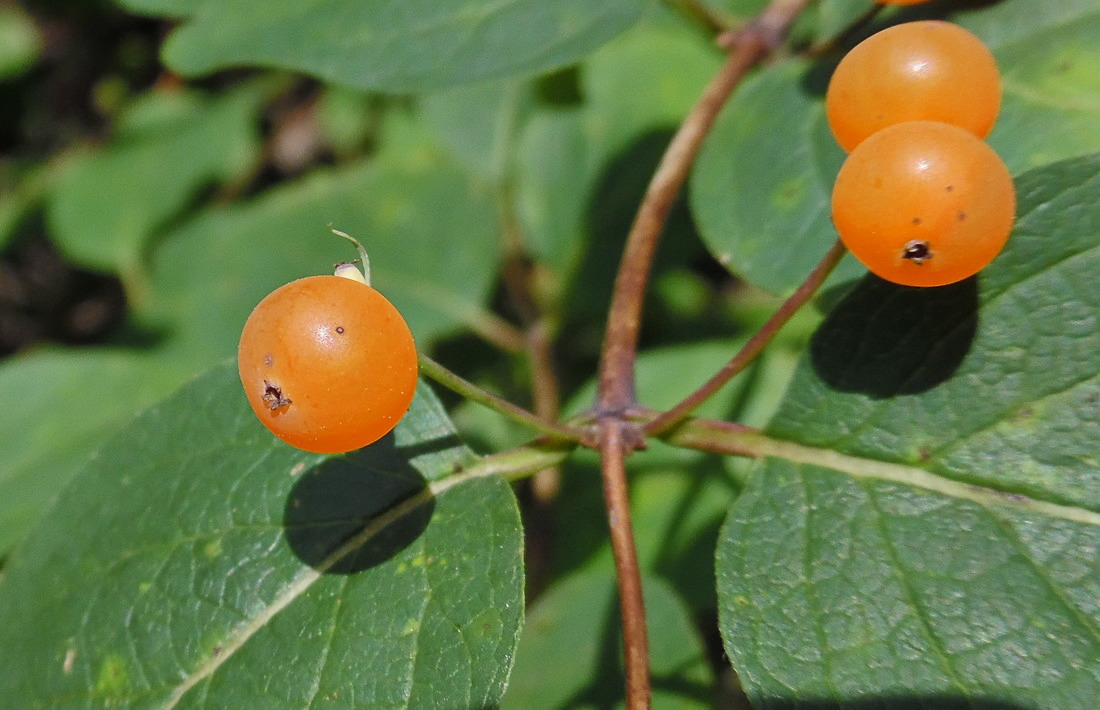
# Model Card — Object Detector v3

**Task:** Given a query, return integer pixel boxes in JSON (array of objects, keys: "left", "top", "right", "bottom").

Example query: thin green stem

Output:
[
  {"left": 418, "top": 353, "right": 584, "bottom": 442},
  {"left": 443, "top": 438, "right": 578, "bottom": 486},
  {"left": 644, "top": 238, "right": 847, "bottom": 436}
]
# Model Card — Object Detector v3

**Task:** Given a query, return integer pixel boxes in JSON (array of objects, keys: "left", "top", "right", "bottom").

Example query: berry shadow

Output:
[
  {"left": 282, "top": 433, "right": 463, "bottom": 574},
  {"left": 809, "top": 273, "right": 979, "bottom": 397}
]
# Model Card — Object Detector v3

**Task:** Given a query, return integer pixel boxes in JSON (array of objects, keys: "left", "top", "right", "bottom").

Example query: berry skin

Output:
[
  {"left": 831, "top": 121, "right": 1016, "bottom": 288},
  {"left": 238, "top": 275, "right": 417, "bottom": 454},
  {"left": 826, "top": 20, "right": 1001, "bottom": 152}
]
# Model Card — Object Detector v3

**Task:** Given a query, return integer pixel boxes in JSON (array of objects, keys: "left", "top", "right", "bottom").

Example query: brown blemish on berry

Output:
[
  {"left": 336, "top": 326, "right": 345, "bottom": 334},
  {"left": 263, "top": 353, "right": 273, "bottom": 367},
  {"left": 262, "top": 380, "right": 292, "bottom": 411},
  {"left": 902, "top": 240, "right": 932, "bottom": 265},
  {"left": 957, "top": 211, "right": 967, "bottom": 221},
  {"left": 911, "top": 217, "right": 922, "bottom": 225}
]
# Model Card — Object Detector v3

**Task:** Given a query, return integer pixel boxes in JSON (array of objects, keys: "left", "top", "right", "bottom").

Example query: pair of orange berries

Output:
[{"left": 826, "top": 20, "right": 1015, "bottom": 287}]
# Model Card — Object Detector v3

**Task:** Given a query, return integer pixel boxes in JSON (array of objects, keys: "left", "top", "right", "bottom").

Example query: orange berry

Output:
[
  {"left": 238, "top": 275, "right": 417, "bottom": 453},
  {"left": 826, "top": 20, "right": 1001, "bottom": 152},
  {"left": 831, "top": 121, "right": 1015, "bottom": 288}
]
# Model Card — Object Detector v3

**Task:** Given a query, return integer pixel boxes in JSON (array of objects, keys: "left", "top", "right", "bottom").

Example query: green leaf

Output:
[
  {"left": 117, "top": 0, "right": 647, "bottom": 92},
  {"left": 693, "top": 2, "right": 1100, "bottom": 294},
  {"left": 0, "top": 362, "right": 524, "bottom": 708},
  {"left": 0, "top": 348, "right": 194, "bottom": 556},
  {"left": 503, "top": 570, "right": 713, "bottom": 710},
  {"left": 46, "top": 85, "right": 264, "bottom": 278},
  {"left": 719, "top": 462, "right": 1100, "bottom": 709},
  {"left": 716, "top": 154, "right": 1100, "bottom": 706}
]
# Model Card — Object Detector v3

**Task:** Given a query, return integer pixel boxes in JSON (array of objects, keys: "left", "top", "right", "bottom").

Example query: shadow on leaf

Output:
[
  {"left": 282, "top": 434, "right": 435, "bottom": 575},
  {"left": 809, "top": 274, "right": 978, "bottom": 397},
  {"left": 752, "top": 696, "right": 1028, "bottom": 710}
]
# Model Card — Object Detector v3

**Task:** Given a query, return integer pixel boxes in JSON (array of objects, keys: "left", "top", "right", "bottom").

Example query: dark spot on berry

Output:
[
  {"left": 263, "top": 353, "right": 273, "bottom": 367},
  {"left": 911, "top": 217, "right": 922, "bottom": 225},
  {"left": 902, "top": 240, "right": 931, "bottom": 264},
  {"left": 945, "top": 185, "right": 954, "bottom": 192},
  {"left": 957, "top": 211, "right": 967, "bottom": 221},
  {"left": 335, "top": 326, "right": 345, "bottom": 334},
  {"left": 262, "top": 380, "right": 292, "bottom": 411}
]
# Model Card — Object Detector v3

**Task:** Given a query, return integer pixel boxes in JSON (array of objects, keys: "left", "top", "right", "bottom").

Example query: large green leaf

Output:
[
  {"left": 0, "top": 362, "right": 524, "bottom": 708},
  {"left": 692, "top": 0, "right": 1100, "bottom": 294},
  {"left": 716, "top": 155, "right": 1100, "bottom": 706},
  {"left": 0, "top": 348, "right": 194, "bottom": 555},
  {"left": 116, "top": 0, "right": 646, "bottom": 92}
]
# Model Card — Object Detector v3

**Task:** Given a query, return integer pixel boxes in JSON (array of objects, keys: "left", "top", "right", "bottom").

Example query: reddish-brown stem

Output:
[
  {"left": 590, "top": 4, "right": 813, "bottom": 708},
  {"left": 598, "top": 418, "right": 651, "bottom": 708},
  {"left": 644, "top": 238, "right": 847, "bottom": 436},
  {"left": 596, "top": 0, "right": 811, "bottom": 413}
]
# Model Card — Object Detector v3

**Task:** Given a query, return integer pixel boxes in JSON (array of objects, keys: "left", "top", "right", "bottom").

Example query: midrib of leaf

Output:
[
  {"left": 160, "top": 464, "right": 506, "bottom": 708},
  {"left": 738, "top": 432, "right": 1100, "bottom": 528}
]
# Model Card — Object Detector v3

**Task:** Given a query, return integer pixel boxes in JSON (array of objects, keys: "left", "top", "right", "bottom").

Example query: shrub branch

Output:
[
  {"left": 592, "top": 1, "right": 814, "bottom": 707},
  {"left": 644, "top": 238, "right": 847, "bottom": 436}
]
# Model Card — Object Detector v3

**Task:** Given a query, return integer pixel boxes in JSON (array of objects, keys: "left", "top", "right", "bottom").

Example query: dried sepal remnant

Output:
[
  {"left": 902, "top": 240, "right": 932, "bottom": 264},
  {"left": 262, "top": 380, "right": 292, "bottom": 411}
]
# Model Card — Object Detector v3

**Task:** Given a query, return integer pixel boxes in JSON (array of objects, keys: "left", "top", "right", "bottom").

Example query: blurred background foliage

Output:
[
  {"left": 0, "top": 0, "right": 823, "bottom": 558},
  {"left": 0, "top": 3, "right": 814, "bottom": 702},
  {"left": 3, "top": 0, "right": 1099, "bottom": 705}
]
